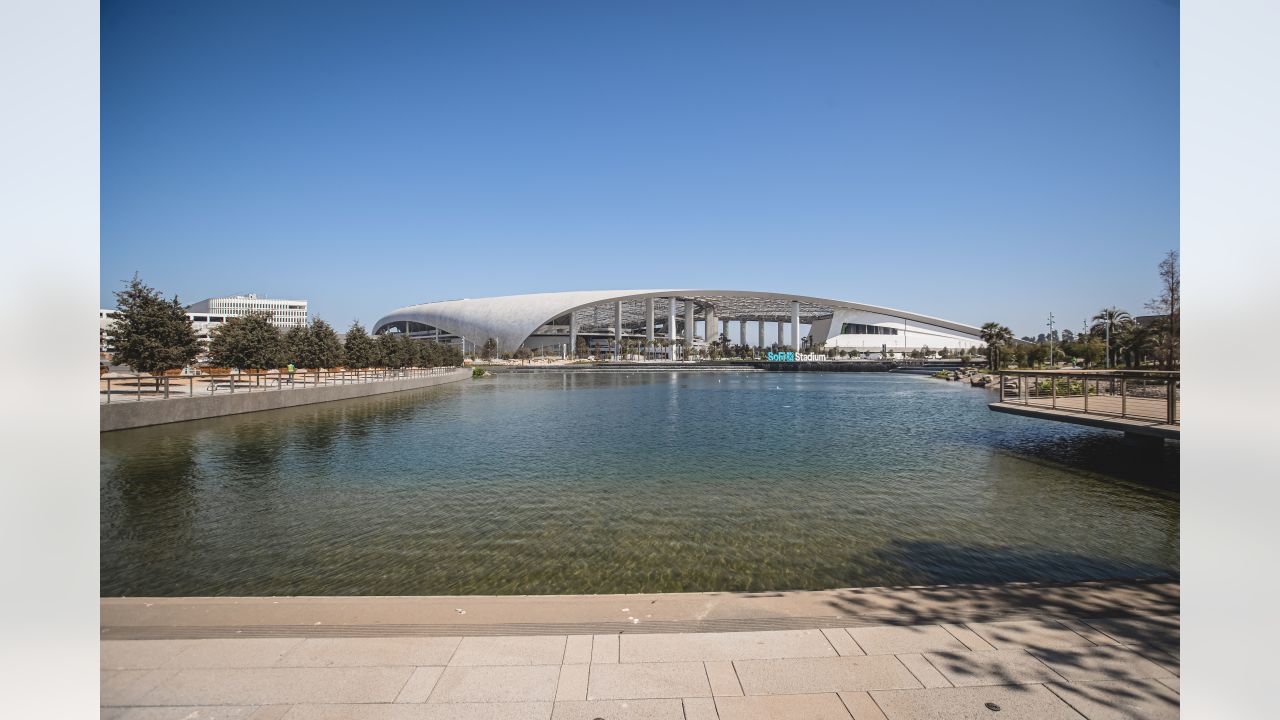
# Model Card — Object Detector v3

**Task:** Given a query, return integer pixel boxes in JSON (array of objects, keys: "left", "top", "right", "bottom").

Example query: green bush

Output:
[{"left": 471, "top": 367, "right": 487, "bottom": 379}]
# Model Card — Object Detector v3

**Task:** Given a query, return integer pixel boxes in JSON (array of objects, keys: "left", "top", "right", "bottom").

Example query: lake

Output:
[{"left": 101, "top": 371, "right": 1178, "bottom": 596}]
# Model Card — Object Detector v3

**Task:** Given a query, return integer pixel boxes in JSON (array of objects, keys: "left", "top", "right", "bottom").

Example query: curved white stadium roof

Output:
[{"left": 375, "top": 290, "right": 982, "bottom": 351}]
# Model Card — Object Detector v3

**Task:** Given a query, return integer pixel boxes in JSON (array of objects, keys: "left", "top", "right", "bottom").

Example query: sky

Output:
[{"left": 102, "top": 0, "right": 1178, "bottom": 338}]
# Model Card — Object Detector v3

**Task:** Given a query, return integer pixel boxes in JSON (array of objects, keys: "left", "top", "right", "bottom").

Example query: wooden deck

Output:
[{"left": 988, "top": 371, "right": 1180, "bottom": 440}]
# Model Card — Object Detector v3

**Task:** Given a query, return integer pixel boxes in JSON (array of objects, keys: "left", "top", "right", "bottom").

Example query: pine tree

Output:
[
  {"left": 303, "top": 318, "right": 344, "bottom": 369},
  {"left": 342, "top": 321, "right": 375, "bottom": 368},
  {"left": 208, "top": 311, "right": 284, "bottom": 370},
  {"left": 375, "top": 332, "right": 400, "bottom": 368},
  {"left": 283, "top": 325, "right": 309, "bottom": 366},
  {"left": 110, "top": 275, "right": 202, "bottom": 374}
]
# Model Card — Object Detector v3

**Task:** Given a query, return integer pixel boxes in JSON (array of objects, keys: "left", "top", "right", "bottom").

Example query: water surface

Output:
[{"left": 101, "top": 371, "right": 1179, "bottom": 596}]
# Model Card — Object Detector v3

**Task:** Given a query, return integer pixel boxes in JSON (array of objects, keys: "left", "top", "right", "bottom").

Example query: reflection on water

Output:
[{"left": 101, "top": 372, "right": 1178, "bottom": 596}]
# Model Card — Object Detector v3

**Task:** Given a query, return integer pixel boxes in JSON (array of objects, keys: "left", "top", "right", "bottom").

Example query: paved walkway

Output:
[{"left": 101, "top": 580, "right": 1179, "bottom": 719}]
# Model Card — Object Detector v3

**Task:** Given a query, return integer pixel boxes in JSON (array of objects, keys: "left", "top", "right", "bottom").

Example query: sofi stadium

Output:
[{"left": 374, "top": 290, "right": 983, "bottom": 360}]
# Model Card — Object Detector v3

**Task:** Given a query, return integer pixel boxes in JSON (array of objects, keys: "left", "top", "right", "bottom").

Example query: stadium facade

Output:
[{"left": 374, "top": 290, "right": 984, "bottom": 359}]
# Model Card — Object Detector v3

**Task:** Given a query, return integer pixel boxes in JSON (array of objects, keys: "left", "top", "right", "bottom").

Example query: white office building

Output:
[{"left": 185, "top": 294, "right": 308, "bottom": 329}]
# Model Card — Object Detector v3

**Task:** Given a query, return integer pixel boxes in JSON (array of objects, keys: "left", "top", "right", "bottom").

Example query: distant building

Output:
[
  {"left": 374, "top": 289, "right": 984, "bottom": 359},
  {"left": 100, "top": 293, "right": 309, "bottom": 354},
  {"left": 185, "top": 294, "right": 308, "bottom": 329}
]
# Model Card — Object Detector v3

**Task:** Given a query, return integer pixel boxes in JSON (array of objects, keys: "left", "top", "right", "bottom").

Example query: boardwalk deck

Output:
[{"left": 988, "top": 371, "right": 1179, "bottom": 440}]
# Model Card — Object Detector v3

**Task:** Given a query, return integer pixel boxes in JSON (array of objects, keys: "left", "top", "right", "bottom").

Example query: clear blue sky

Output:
[{"left": 102, "top": 0, "right": 1178, "bottom": 338}]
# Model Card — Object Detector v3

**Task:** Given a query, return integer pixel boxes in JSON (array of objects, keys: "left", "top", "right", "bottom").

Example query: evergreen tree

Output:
[
  {"left": 208, "top": 311, "right": 284, "bottom": 370},
  {"left": 396, "top": 334, "right": 420, "bottom": 367},
  {"left": 481, "top": 337, "right": 498, "bottom": 361},
  {"left": 283, "top": 324, "right": 309, "bottom": 366},
  {"left": 109, "top": 275, "right": 203, "bottom": 374},
  {"left": 375, "top": 332, "right": 400, "bottom": 368},
  {"left": 302, "top": 318, "right": 343, "bottom": 368},
  {"left": 343, "top": 321, "right": 375, "bottom": 368},
  {"left": 443, "top": 343, "right": 463, "bottom": 366},
  {"left": 422, "top": 341, "right": 444, "bottom": 368}
]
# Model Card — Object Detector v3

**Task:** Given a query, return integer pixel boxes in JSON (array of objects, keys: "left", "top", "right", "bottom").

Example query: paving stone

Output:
[
  {"left": 102, "top": 668, "right": 180, "bottom": 706},
  {"left": 138, "top": 667, "right": 413, "bottom": 705},
  {"left": 822, "top": 628, "right": 865, "bottom": 657},
  {"left": 620, "top": 630, "right": 835, "bottom": 663},
  {"left": 1081, "top": 616, "right": 1181, "bottom": 660},
  {"left": 450, "top": 635, "right": 567, "bottom": 666},
  {"left": 247, "top": 707, "right": 291, "bottom": 720},
  {"left": 1046, "top": 679, "right": 1180, "bottom": 720},
  {"left": 706, "top": 660, "right": 744, "bottom": 696},
  {"left": 895, "top": 654, "right": 951, "bottom": 688},
  {"left": 836, "top": 692, "right": 888, "bottom": 720},
  {"left": 847, "top": 625, "right": 968, "bottom": 656},
  {"left": 938, "top": 625, "right": 996, "bottom": 653},
  {"left": 280, "top": 706, "right": 421, "bottom": 720},
  {"left": 714, "top": 692, "right": 853, "bottom": 719},
  {"left": 964, "top": 620, "right": 1093, "bottom": 651},
  {"left": 277, "top": 637, "right": 459, "bottom": 667},
  {"left": 419, "top": 703, "right": 553, "bottom": 720},
  {"left": 281, "top": 703, "right": 553, "bottom": 719},
  {"left": 556, "top": 664, "right": 590, "bottom": 701},
  {"left": 1054, "top": 618, "right": 1123, "bottom": 646},
  {"left": 552, "top": 699, "right": 685, "bottom": 719},
  {"left": 429, "top": 665, "right": 560, "bottom": 703},
  {"left": 107, "top": 708, "right": 259, "bottom": 719},
  {"left": 593, "top": 634, "right": 620, "bottom": 664},
  {"left": 165, "top": 639, "right": 305, "bottom": 668},
  {"left": 563, "top": 635, "right": 593, "bottom": 665},
  {"left": 393, "top": 666, "right": 445, "bottom": 702},
  {"left": 587, "top": 661, "right": 711, "bottom": 700},
  {"left": 1027, "top": 645, "right": 1174, "bottom": 682},
  {"left": 871, "top": 684, "right": 1082, "bottom": 719},
  {"left": 733, "top": 656, "right": 921, "bottom": 695},
  {"left": 1138, "top": 648, "right": 1181, "bottom": 677},
  {"left": 245, "top": 707, "right": 291, "bottom": 720},
  {"left": 922, "top": 650, "right": 1061, "bottom": 687},
  {"left": 102, "top": 641, "right": 193, "bottom": 670},
  {"left": 683, "top": 697, "right": 720, "bottom": 720}
]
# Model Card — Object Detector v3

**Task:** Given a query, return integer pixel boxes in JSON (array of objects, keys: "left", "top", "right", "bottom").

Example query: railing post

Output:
[
  {"left": 1051, "top": 372, "right": 1057, "bottom": 409},
  {"left": 1167, "top": 378, "right": 1176, "bottom": 424},
  {"left": 136, "top": 374, "right": 141, "bottom": 401},
  {"left": 107, "top": 377, "right": 111, "bottom": 403},
  {"left": 1121, "top": 378, "right": 1127, "bottom": 417},
  {"left": 164, "top": 376, "right": 170, "bottom": 400},
  {"left": 1083, "top": 376, "right": 1089, "bottom": 413},
  {"left": 230, "top": 372, "right": 235, "bottom": 393}
]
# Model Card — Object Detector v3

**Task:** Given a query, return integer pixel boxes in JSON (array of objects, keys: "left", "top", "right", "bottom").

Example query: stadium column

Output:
[
  {"left": 615, "top": 301, "right": 623, "bottom": 360},
  {"left": 645, "top": 298, "right": 655, "bottom": 349},
  {"left": 705, "top": 306, "right": 717, "bottom": 344},
  {"left": 758, "top": 319, "right": 766, "bottom": 348},
  {"left": 684, "top": 299, "right": 695, "bottom": 347},
  {"left": 667, "top": 299, "right": 677, "bottom": 358},
  {"left": 777, "top": 320, "right": 785, "bottom": 350},
  {"left": 739, "top": 320, "right": 747, "bottom": 349},
  {"left": 791, "top": 300, "right": 801, "bottom": 351},
  {"left": 569, "top": 310, "right": 577, "bottom": 359}
]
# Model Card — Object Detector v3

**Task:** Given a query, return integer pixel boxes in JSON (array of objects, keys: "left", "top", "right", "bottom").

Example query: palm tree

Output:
[
  {"left": 1090, "top": 307, "right": 1132, "bottom": 369},
  {"left": 979, "top": 322, "right": 1014, "bottom": 370}
]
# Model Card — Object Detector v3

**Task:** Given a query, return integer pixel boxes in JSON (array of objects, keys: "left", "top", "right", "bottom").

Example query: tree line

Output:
[
  {"left": 978, "top": 250, "right": 1179, "bottom": 371},
  {"left": 107, "top": 276, "right": 463, "bottom": 373}
]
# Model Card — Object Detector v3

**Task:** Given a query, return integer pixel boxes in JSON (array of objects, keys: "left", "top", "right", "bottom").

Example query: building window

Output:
[{"left": 841, "top": 323, "right": 898, "bottom": 336}]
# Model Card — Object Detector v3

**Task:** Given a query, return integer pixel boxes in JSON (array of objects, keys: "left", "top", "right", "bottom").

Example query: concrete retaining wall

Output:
[{"left": 101, "top": 369, "right": 470, "bottom": 432}]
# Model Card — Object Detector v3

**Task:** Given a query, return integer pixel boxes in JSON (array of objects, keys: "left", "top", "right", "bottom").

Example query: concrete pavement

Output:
[{"left": 101, "top": 580, "right": 1179, "bottom": 719}]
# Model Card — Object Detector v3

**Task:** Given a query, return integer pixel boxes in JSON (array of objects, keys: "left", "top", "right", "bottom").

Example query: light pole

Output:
[{"left": 1046, "top": 312, "right": 1056, "bottom": 369}]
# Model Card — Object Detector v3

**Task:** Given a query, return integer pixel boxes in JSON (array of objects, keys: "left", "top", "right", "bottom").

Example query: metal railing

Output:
[
  {"left": 101, "top": 366, "right": 458, "bottom": 403},
  {"left": 996, "top": 369, "right": 1179, "bottom": 425}
]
